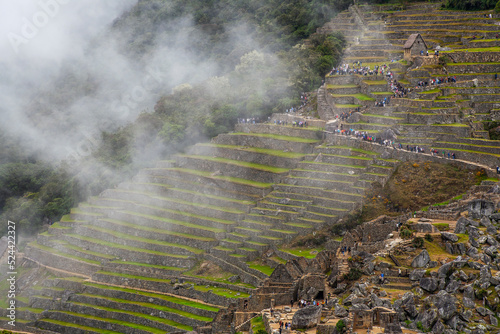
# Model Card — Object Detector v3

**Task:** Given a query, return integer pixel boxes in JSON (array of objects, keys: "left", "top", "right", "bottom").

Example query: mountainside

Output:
[{"left": 2, "top": 1, "right": 500, "bottom": 334}]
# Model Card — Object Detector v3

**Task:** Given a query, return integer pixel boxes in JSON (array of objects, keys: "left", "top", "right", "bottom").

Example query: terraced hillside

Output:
[
  {"left": 320, "top": 2, "right": 500, "bottom": 171},
  {"left": 2, "top": 119, "right": 401, "bottom": 333},
  {"left": 3, "top": 3, "right": 500, "bottom": 334}
]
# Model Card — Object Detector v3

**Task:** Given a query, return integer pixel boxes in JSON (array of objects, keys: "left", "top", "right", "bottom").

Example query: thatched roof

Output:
[{"left": 404, "top": 33, "right": 427, "bottom": 49}]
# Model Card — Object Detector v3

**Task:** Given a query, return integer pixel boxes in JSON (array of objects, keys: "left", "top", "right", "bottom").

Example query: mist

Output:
[{"left": 0, "top": 0, "right": 225, "bottom": 165}]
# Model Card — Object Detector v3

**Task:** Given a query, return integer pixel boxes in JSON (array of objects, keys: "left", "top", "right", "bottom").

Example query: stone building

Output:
[
  {"left": 352, "top": 307, "right": 401, "bottom": 333},
  {"left": 404, "top": 33, "right": 428, "bottom": 60}
]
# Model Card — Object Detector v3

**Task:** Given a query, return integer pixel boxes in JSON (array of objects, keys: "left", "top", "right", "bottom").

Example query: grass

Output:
[
  {"left": 77, "top": 293, "right": 213, "bottom": 322},
  {"left": 362, "top": 79, "right": 387, "bottom": 85},
  {"left": 96, "top": 271, "right": 249, "bottom": 298},
  {"left": 184, "top": 154, "right": 290, "bottom": 174},
  {"left": 82, "top": 224, "right": 205, "bottom": 255},
  {"left": 432, "top": 223, "right": 449, "bottom": 231},
  {"left": 279, "top": 248, "right": 323, "bottom": 259},
  {"left": 246, "top": 261, "right": 275, "bottom": 276},
  {"left": 81, "top": 281, "right": 219, "bottom": 312},
  {"left": 331, "top": 93, "right": 376, "bottom": 101},
  {"left": 335, "top": 104, "right": 362, "bottom": 108},
  {"left": 38, "top": 318, "right": 124, "bottom": 334},
  {"left": 111, "top": 260, "right": 184, "bottom": 272},
  {"left": 327, "top": 84, "right": 359, "bottom": 89},
  {"left": 50, "top": 310, "right": 184, "bottom": 333},
  {"left": 419, "top": 88, "right": 441, "bottom": 94},
  {"left": 28, "top": 242, "right": 102, "bottom": 265},
  {"left": 101, "top": 217, "right": 216, "bottom": 242},
  {"left": 166, "top": 167, "right": 273, "bottom": 188},
  {"left": 251, "top": 316, "right": 267, "bottom": 333},
  {"left": 229, "top": 132, "right": 320, "bottom": 143},
  {"left": 198, "top": 143, "right": 306, "bottom": 159}
]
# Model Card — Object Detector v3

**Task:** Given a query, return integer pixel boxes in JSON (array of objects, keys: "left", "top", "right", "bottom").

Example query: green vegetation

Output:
[
  {"left": 251, "top": 316, "right": 267, "bottom": 334},
  {"left": 442, "top": 0, "right": 497, "bottom": 10}
]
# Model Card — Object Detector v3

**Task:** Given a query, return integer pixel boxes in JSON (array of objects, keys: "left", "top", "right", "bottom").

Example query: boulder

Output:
[
  {"left": 463, "top": 285, "right": 474, "bottom": 300},
  {"left": 409, "top": 269, "right": 426, "bottom": 281},
  {"left": 469, "top": 235, "right": 479, "bottom": 248},
  {"left": 432, "top": 320, "right": 445, "bottom": 334},
  {"left": 291, "top": 305, "right": 322, "bottom": 329},
  {"left": 468, "top": 199, "right": 495, "bottom": 219},
  {"left": 445, "top": 280, "right": 460, "bottom": 294},
  {"left": 480, "top": 216, "right": 492, "bottom": 227},
  {"left": 334, "top": 305, "right": 348, "bottom": 318},
  {"left": 420, "top": 277, "right": 439, "bottom": 292},
  {"left": 416, "top": 309, "right": 438, "bottom": 330},
  {"left": 401, "top": 292, "right": 418, "bottom": 319},
  {"left": 441, "top": 232, "right": 459, "bottom": 243},
  {"left": 433, "top": 291, "right": 458, "bottom": 321},
  {"left": 490, "top": 314, "right": 498, "bottom": 327},
  {"left": 438, "top": 262, "right": 453, "bottom": 278},
  {"left": 486, "top": 235, "right": 497, "bottom": 246},
  {"left": 455, "top": 217, "right": 472, "bottom": 234},
  {"left": 411, "top": 250, "right": 430, "bottom": 268},
  {"left": 414, "top": 223, "right": 438, "bottom": 233},
  {"left": 463, "top": 297, "right": 475, "bottom": 308},
  {"left": 467, "top": 226, "right": 480, "bottom": 239}
]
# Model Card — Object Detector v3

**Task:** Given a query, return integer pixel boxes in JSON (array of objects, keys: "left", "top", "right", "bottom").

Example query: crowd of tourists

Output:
[
  {"left": 328, "top": 62, "right": 395, "bottom": 77},
  {"left": 332, "top": 126, "right": 457, "bottom": 159}
]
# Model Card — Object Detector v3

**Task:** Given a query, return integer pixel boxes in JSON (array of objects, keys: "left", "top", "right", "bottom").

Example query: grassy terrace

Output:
[
  {"left": 65, "top": 233, "right": 191, "bottom": 259},
  {"left": 362, "top": 79, "right": 387, "bottom": 85},
  {"left": 361, "top": 114, "right": 404, "bottom": 120},
  {"left": 320, "top": 145, "right": 380, "bottom": 155},
  {"left": 119, "top": 211, "right": 225, "bottom": 235},
  {"left": 28, "top": 242, "right": 102, "bottom": 265},
  {"left": 165, "top": 167, "right": 273, "bottom": 188},
  {"left": 100, "top": 217, "right": 217, "bottom": 242},
  {"left": 306, "top": 153, "right": 372, "bottom": 161},
  {"left": 195, "top": 143, "right": 306, "bottom": 159},
  {"left": 52, "top": 240, "right": 116, "bottom": 260},
  {"left": 335, "top": 103, "right": 362, "bottom": 108},
  {"left": 79, "top": 281, "right": 220, "bottom": 312},
  {"left": 229, "top": 132, "right": 320, "bottom": 143},
  {"left": 38, "top": 319, "right": 124, "bottom": 334},
  {"left": 77, "top": 294, "right": 213, "bottom": 322},
  {"left": 279, "top": 248, "right": 323, "bottom": 259},
  {"left": 432, "top": 147, "right": 500, "bottom": 158},
  {"left": 165, "top": 186, "right": 255, "bottom": 206},
  {"left": 81, "top": 224, "right": 205, "bottom": 255},
  {"left": 246, "top": 261, "right": 275, "bottom": 276},
  {"left": 96, "top": 271, "right": 250, "bottom": 298},
  {"left": 111, "top": 188, "right": 245, "bottom": 215},
  {"left": 435, "top": 141, "right": 500, "bottom": 150},
  {"left": 299, "top": 161, "right": 367, "bottom": 169},
  {"left": 49, "top": 310, "right": 185, "bottom": 333},
  {"left": 327, "top": 84, "right": 359, "bottom": 89},
  {"left": 111, "top": 260, "right": 184, "bottom": 272},
  {"left": 331, "top": 93, "right": 376, "bottom": 101}
]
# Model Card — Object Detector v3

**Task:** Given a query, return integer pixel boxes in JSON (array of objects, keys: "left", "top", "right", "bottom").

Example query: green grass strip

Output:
[
  {"left": 38, "top": 318, "right": 123, "bottom": 334},
  {"left": 178, "top": 154, "right": 289, "bottom": 173},
  {"left": 82, "top": 224, "right": 204, "bottom": 255},
  {"left": 28, "top": 242, "right": 101, "bottom": 265},
  {"left": 247, "top": 263, "right": 275, "bottom": 276},
  {"left": 96, "top": 271, "right": 249, "bottom": 298},
  {"left": 100, "top": 218, "right": 215, "bottom": 242},
  {"left": 229, "top": 132, "right": 320, "bottom": 143},
  {"left": 80, "top": 281, "right": 219, "bottom": 312},
  {"left": 119, "top": 211, "right": 225, "bottom": 235},
  {"left": 52, "top": 240, "right": 116, "bottom": 260},
  {"left": 331, "top": 93, "right": 376, "bottom": 101},
  {"left": 77, "top": 294, "right": 213, "bottom": 322},
  {"left": 65, "top": 233, "right": 190, "bottom": 259},
  {"left": 51, "top": 310, "right": 181, "bottom": 333},
  {"left": 166, "top": 167, "right": 273, "bottom": 188},
  {"left": 195, "top": 143, "right": 306, "bottom": 159},
  {"left": 111, "top": 260, "right": 184, "bottom": 272}
]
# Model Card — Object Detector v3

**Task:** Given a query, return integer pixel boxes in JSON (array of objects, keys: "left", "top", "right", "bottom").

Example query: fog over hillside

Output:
[{"left": 0, "top": 0, "right": 224, "bottom": 164}]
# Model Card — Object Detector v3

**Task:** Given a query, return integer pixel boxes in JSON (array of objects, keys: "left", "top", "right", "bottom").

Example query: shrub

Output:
[
  {"left": 412, "top": 237, "right": 424, "bottom": 248},
  {"left": 496, "top": 0, "right": 500, "bottom": 12},
  {"left": 424, "top": 234, "right": 433, "bottom": 242},
  {"left": 343, "top": 268, "right": 363, "bottom": 281},
  {"left": 336, "top": 319, "right": 346, "bottom": 333},
  {"left": 400, "top": 228, "right": 412, "bottom": 239}
]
